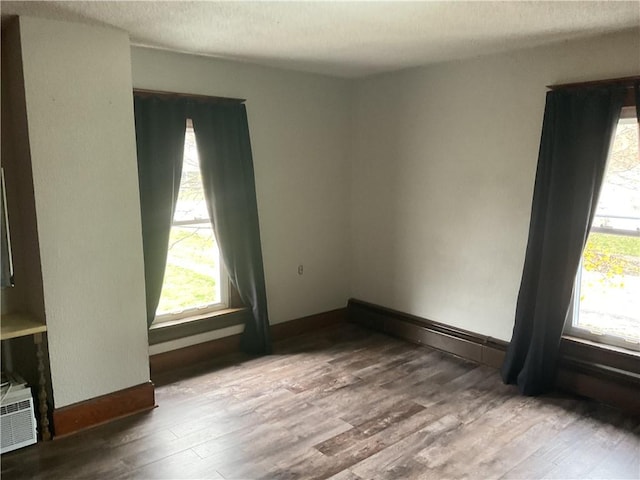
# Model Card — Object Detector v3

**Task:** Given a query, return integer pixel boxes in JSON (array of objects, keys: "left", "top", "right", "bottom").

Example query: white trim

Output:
[
  {"left": 154, "top": 302, "right": 228, "bottom": 324},
  {"left": 154, "top": 118, "right": 229, "bottom": 324},
  {"left": 565, "top": 325, "right": 640, "bottom": 352},
  {"left": 566, "top": 112, "right": 640, "bottom": 353}
]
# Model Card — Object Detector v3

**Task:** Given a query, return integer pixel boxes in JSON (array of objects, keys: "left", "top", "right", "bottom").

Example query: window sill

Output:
[
  {"left": 560, "top": 335, "right": 640, "bottom": 376},
  {"left": 148, "top": 307, "right": 249, "bottom": 346}
]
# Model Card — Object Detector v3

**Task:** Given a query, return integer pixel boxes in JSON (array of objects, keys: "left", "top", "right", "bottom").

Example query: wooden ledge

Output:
[
  {"left": 148, "top": 308, "right": 249, "bottom": 345},
  {"left": 560, "top": 335, "right": 640, "bottom": 374},
  {"left": 1, "top": 312, "right": 46, "bottom": 340}
]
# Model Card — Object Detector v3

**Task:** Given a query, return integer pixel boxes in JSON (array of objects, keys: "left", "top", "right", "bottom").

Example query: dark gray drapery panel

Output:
[
  {"left": 134, "top": 96, "right": 187, "bottom": 326},
  {"left": 501, "top": 86, "right": 625, "bottom": 395},
  {"left": 190, "top": 103, "right": 271, "bottom": 355}
]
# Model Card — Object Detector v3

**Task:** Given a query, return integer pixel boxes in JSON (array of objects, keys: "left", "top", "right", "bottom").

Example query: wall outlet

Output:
[{"left": 298, "top": 264, "right": 304, "bottom": 275}]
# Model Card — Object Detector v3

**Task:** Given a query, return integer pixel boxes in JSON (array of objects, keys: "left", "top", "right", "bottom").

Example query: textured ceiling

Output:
[{"left": 1, "top": 1, "right": 639, "bottom": 78}]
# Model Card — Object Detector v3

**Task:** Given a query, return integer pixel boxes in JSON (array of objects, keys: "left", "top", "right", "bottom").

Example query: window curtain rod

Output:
[
  {"left": 547, "top": 76, "right": 640, "bottom": 91},
  {"left": 133, "top": 88, "right": 245, "bottom": 105}
]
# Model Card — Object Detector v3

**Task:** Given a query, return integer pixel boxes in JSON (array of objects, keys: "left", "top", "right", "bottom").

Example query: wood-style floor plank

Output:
[{"left": 2, "top": 323, "right": 638, "bottom": 480}]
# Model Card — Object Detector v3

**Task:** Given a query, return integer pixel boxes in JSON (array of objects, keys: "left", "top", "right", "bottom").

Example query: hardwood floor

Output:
[{"left": 2, "top": 323, "right": 639, "bottom": 479}]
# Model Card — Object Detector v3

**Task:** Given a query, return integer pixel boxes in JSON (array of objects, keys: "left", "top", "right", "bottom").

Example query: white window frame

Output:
[
  {"left": 566, "top": 257, "right": 639, "bottom": 352},
  {"left": 153, "top": 120, "right": 230, "bottom": 324},
  {"left": 565, "top": 106, "right": 639, "bottom": 352}
]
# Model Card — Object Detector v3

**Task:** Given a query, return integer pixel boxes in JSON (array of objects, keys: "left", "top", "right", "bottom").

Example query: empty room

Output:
[{"left": 0, "top": 1, "right": 638, "bottom": 479}]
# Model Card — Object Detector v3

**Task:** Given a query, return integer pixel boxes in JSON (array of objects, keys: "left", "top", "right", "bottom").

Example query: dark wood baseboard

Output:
[
  {"left": 149, "top": 307, "right": 348, "bottom": 378},
  {"left": 348, "top": 298, "right": 639, "bottom": 415},
  {"left": 52, "top": 381, "right": 155, "bottom": 438},
  {"left": 558, "top": 336, "right": 640, "bottom": 414},
  {"left": 150, "top": 333, "right": 243, "bottom": 378},
  {"left": 348, "top": 299, "right": 507, "bottom": 367},
  {"left": 557, "top": 359, "right": 640, "bottom": 414},
  {"left": 271, "top": 308, "right": 347, "bottom": 341}
]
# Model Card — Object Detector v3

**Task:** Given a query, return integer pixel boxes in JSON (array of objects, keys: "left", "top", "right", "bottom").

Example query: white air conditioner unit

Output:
[{"left": 1, "top": 374, "right": 37, "bottom": 454}]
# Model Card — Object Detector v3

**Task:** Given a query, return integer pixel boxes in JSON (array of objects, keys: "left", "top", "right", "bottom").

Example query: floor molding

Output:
[
  {"left": 271, "top": 308, "right": 347, "bottom": 341},
  {"left": 149, "top": 307, "right": 348, "bottom": 378},
  {"left": 557, "top": 358, "right": 640, "bottom": 414},
  {"left": 348, "top": 298, "right": 639, "bottom": 415},
  {"left": 52, "top": 381, "right": 155, "bottom": 438},
  {"left": 149, "top": 332, "right": 243, "bottom": 378},
  {"left": 347, "top": 299, "right": 507, "bottom": 368}
]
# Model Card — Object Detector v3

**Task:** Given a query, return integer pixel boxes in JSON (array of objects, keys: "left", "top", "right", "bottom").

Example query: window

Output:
[
  {"left": 155, "top": 120, "right": 228, "bottom": 322},
  {"left": 568, "top": 105, "right": 639, "bottom": 350}
]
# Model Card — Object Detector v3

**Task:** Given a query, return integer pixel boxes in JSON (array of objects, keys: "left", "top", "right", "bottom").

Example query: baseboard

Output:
[
  {"left": 149, "top": 332, "right": 243, "bottom": 378},
  {"left": 271, "top": 308, "right": 347, "bottom": 341},
  {"left": 557, "top": 358, "right": 640, "bottom": 415},
  {"left": 52, "top": 381, "right": 155, "bottom": 438},
  {"left": 149, "top": 307, "right": 348, "bottom": 378},
  {"left": 347, "top": 298, "right": 639, "bottom": 415},
  {"left": 347, "top": 299, "right": 507, "bottom": 368}
]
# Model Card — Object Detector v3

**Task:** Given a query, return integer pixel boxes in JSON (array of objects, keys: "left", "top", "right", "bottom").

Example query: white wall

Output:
[
  {"left": 351, "top": 29, "right": 640, "bottom": 342},
  {"left": 18, "top": 17, "right": 149, "bottom": 407},
  {"left": 131, "top": 48, "right": 353, "bottom": 329},
  {"left": 8, "top": 14, "right": 638, "bottom": 403}
]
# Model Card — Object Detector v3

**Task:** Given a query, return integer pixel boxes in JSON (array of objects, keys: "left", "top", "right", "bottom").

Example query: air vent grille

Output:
[{"left": 1, "top": 395, "right": 37, "bottom": 453}]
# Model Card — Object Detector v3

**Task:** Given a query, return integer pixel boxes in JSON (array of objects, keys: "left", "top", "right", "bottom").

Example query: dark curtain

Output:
[
  {"left": 134, "top": 96, "right": 187, "bottom": 326},
  {"left": 190, "top": 102, "right": 272, "bottom": 355},
  {"left": 501, "top": 86, "right": 625, "bottom": 395}
]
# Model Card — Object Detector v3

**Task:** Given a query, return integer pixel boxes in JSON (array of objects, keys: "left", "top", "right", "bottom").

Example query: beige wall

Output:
[
  {"left": 131, "top": 47, "right": 353, "bottom": 337},
  {"left": 17, "top": 17, "right": 149, "bottom": 407},
  {"left": 350, "top": 29, "right": 640, "bottom": 341},
  {"left": 5, "top": 12, "right": 638, "bottom": 405}
]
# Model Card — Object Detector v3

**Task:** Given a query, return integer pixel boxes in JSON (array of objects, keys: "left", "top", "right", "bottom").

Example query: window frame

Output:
[
  {"left": 153, "top": 261, "right": 230, "bottom": 324},
  {"left": 565, "top": 102, "right": 639, "bottom": 352},
  {"left": 152, "top": 119, "right": 230, "bottom": 325}
]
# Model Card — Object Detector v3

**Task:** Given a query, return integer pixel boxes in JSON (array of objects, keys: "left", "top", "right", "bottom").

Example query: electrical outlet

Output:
[{"left": 298, "top": 264, "right": 304, "bottom": 275}]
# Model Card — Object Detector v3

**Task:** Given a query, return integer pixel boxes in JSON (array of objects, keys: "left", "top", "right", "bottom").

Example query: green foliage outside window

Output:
[
  {"left": 157, "top": 228, "right": 219, "bottom": 315},
  {"left": 582, "top": 232, "right": 640, "bottom": 289}
]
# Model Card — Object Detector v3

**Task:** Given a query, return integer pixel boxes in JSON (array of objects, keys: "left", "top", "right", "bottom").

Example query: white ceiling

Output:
[{"left": 1, "top": 1, "right": 639, "bottom": 78}]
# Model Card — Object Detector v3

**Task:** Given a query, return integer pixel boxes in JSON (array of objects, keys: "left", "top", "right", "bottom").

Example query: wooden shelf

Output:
[
  {"left": 1, "top": 313, "right": 47, "bottom": 340},
  {"left": 1, "top": 312, "right": 51, "bottom": 439}
]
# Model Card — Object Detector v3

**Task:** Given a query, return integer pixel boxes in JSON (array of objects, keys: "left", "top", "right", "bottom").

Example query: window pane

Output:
[
  {"left": 156, "top": 123, "right": 224, "bottom": 318},
  {"left": 174, "top": 124, "right": 208, "bottom": 223},
  {"left": 578, "top": 232, "right": 639, "bottom": 342},
  {"left": 156, "top": 225, "right": 221, "bottom": 315},
  {"left": 574, "top": 113, "right": 640, "bottom": 346}
]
